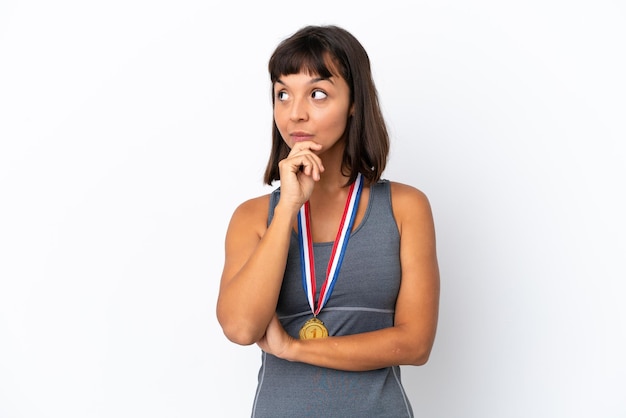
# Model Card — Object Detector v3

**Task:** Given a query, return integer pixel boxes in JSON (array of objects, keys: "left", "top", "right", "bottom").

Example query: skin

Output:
[{"left": 216, "top": 69, "right": 440, "bottom": 372}]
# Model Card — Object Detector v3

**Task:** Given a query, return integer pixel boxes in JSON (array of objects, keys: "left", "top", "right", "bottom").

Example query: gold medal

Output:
[{"left": 299, "top": 317, "right": 329, "bottom": 339}]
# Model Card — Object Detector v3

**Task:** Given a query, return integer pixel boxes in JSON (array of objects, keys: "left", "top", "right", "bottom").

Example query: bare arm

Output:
[
  {"left": 216, "top": 141, "right": 325, "bottom": 345},
  {"left": 257, "top": 182, "right": 440, "bottom": 370},
  {"left": 216, "top": 196, "right": 296, "bottom": 345}
]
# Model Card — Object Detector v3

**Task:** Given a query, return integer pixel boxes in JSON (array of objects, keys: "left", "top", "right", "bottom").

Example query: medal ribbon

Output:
[{"left": 297, "top": 173, "right": 364, "bottom": 317}]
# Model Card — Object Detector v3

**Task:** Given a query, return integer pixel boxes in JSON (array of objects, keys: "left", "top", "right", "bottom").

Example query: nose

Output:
[{"left": 289, "top": 96, "right": 309, "bottom": 122}]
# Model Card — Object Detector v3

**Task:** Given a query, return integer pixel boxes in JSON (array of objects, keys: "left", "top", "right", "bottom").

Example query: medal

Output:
[
  {"left": 299, "top": 317, "right": 329, "bottom": 339},
  {"left": 297, "top": 173, "right": 363, "bottom": 339}
]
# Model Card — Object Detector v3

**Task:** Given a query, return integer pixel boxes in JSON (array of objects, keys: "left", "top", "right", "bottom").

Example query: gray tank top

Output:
[{"left": 252, "top": 180, "right": 414, "bottom": 418}]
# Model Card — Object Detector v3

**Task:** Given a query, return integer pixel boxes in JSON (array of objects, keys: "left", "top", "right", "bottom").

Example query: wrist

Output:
[
  {"left": 273, "top": 200, "right": 300, "bottom": 223},
  {"left": 281, "top": 336, "right": 300, "bottom": 362}
]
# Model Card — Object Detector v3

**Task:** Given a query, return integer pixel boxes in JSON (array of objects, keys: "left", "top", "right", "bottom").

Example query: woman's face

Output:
[{"left": 273, "top": 69, "right": 352, "bottom": 152}]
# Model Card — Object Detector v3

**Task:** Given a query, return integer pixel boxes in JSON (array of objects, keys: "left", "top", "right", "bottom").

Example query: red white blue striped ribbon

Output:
[{"left": 297, "top": 173, "right": 364, "bottom": 316}]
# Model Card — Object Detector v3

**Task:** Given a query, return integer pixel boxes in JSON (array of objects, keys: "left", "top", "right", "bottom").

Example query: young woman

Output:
[{"left": 216, "top": 25, "right": 440, "bottom": 417}]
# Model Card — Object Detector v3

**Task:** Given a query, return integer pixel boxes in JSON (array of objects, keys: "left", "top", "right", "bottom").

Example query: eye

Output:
[
  {"left": 276, "top": 91, "right": 289, "bottom": 101},
  {"left": 311, "top": 90, "right": 327, "bottom": 100}
]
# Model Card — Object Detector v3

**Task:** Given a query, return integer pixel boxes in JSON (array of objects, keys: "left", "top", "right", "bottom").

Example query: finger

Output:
[
  {"left": 297, "top": 156, "right": 323, "bottom": 180},
  {"left": 293, "top": 152, "right": 324, "bottom": 175},
  {"left": 290, "top": 140, "right": 322, "bottom": 150},
  {"left": 288, "top": 140, "right": 323, "bottom": 155},
  {"left": 284, "top": 154, "right": 322, "bottom": 176}
]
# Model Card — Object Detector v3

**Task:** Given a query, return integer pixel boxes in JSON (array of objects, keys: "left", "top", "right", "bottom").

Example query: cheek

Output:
[
  {"left": 323, "top": 111, "right": 350, "bottom": 135},
  {"left": 273, "top": 109, "right": 288, "bottom": 137}
]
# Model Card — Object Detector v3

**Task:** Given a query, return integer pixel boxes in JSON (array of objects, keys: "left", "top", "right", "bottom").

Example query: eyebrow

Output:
[{"left": 275, "top": 76, "right": 334, "bottom": 86}]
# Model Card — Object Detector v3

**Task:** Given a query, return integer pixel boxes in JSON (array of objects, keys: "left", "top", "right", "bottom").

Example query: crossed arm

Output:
[{"left": 216, "top": 182, "right": 440, "bottom": 372}]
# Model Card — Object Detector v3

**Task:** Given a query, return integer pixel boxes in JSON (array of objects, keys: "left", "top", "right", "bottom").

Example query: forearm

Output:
[{"left": 280, "top": 325, "right": 434, "bottom": 372}]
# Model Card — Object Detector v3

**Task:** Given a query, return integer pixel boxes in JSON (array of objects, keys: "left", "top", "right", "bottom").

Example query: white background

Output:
[{"left": 1, "top": 1, "right": 625, "bottom": 417}]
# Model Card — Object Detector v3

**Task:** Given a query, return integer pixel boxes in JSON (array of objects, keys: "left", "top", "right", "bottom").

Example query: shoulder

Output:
[
  {"left": 388, "top": 181, "right": 431, "bottom": 209},
  {"left": 387, "top": 181, "right": 434, "bottom": 228},
  {"left": 228, "top": 193, "right": 272, "bottom": 239},
  {"left": 233, "top": 193, "right": 272, "bottom": 217}
]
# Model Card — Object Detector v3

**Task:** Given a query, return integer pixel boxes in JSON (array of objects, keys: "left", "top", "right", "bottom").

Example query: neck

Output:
[{"left": 312, "top": 140, "right": 350, "bottom": 194}]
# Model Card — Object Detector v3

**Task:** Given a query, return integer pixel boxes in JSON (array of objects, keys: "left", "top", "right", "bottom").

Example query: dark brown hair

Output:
[{"left": 263, "top": 25, "right": 389, "bottom": 186}]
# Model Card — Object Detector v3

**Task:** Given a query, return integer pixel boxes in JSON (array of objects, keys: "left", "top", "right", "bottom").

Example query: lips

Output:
[{"left": 290, "top": 132, "right": 313, "bottom": 142}]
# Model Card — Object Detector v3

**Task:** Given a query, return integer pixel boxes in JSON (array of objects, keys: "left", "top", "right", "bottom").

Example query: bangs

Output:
[{"left": 269, "top": 39, "right": 343, "bottom": 83}]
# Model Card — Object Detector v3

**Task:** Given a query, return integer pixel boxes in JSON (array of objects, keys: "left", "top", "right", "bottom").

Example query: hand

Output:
[
  {"left": 256, "top": 314, "right": 295, "bottom": 359},
  {"left": 277, "top": 141, "right": 325, "bottom": 210}
]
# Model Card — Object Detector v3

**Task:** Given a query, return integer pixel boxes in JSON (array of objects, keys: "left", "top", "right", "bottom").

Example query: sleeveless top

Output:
[{"left": 251, "top": 180, "right": 414, "bottom": 418}]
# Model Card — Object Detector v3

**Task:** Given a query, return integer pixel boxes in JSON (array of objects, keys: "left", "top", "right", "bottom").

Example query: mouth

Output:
[{"left": 290, "top": 132, "right": 313, "bottom": 142}]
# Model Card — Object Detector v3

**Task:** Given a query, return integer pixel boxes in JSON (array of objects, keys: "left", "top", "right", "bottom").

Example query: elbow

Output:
[
  {"left": 409, "top": 349, "right": 432, "bottom": 366},
  {"left": 403, "top": 341, "right": 434, "bottom": 366},
  {"left": 217, "top": 312, "right": 264, "bottom": 346},
  {"left": 221, "top": 325, "right": 261, "bottom": 346}
]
